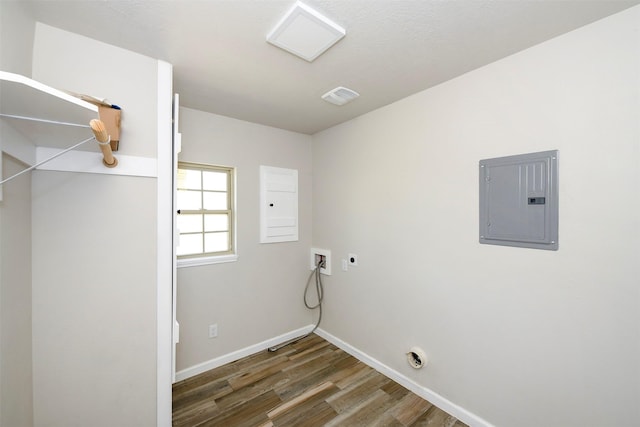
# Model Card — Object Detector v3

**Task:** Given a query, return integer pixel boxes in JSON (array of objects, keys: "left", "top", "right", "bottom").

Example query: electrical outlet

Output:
[
  {"left": 348, "top": 253, "right": 358, "bottom": 266},
  {"left": 208, "top": 324, "right": 218, "bottom": 338}
]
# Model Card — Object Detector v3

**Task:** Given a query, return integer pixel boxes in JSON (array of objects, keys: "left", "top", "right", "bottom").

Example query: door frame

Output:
[{"left": 156, "top": 60, "right": 173, "bottom": 427}]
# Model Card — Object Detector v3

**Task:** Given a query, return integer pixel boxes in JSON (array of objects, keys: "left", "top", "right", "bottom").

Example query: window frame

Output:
[{"left": 176, "top": 161, "right": 237, "bottom": 267}]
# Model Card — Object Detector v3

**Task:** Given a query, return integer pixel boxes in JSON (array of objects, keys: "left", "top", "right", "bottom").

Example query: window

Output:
[{"left": 176, "top": 162, "right": 235, "bottom": 262}]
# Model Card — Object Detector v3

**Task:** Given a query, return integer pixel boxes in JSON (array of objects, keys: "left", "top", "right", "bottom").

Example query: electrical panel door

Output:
[
  {"left": 479, "top": 150, "right": 558, "bottom": 250},
  {"left": 260, "top": 165, "right": 298, "bottom": 243}
]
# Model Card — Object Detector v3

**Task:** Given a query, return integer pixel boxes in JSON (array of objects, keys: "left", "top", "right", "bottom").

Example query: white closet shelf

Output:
[
  {"left": 0, "top": 71, "right": 156, "bottom": 185},
  {"left": 1, "top": 71, "right": 98, "bottom": 121},
  {"left": 0, "top": 71, "right": 98, "bottom": 150}
]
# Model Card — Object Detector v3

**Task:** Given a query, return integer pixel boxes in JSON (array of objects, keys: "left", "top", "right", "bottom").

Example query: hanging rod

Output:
[
  {"left": 90, "top": 119, "right": 117, "bottom": 168},
  {"left": 0, "top": 113, "right": 90, "bottom": 128}
]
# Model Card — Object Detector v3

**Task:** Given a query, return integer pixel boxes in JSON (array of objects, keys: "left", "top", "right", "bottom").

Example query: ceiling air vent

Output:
[{"left": 321, "top": 87, "right": 359, "bottom": 106}]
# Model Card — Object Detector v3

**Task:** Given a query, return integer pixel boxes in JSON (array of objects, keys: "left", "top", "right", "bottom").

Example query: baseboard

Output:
[
  {"left": 314, "top": 328, "right": 494, "bottom": 427},
  {"left": 175, "top": 325, "right": 314, "bottom": 382}
]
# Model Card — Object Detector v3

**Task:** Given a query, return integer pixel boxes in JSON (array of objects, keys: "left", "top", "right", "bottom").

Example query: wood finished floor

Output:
[{"left": 173, "top": 334, "right": 468, "bottom": 427}]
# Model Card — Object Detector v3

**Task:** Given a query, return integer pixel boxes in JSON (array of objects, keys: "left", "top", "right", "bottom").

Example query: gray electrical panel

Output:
[{"left": 479, "top": 150, "right": 558, "bottom": 250}]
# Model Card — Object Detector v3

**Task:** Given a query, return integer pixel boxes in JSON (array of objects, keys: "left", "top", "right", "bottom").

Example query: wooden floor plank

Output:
[
  {"left": 275, "top": 364, "right": 337, "bottom": 402},
  {"left": 381, "top": 379, "right": 412, "bottom": 402},
  {"left": 326, "top": 369, "right": 391, "bottom": 414},
  {"left": 172, "top": 378, "right": 233, "bottom": 412},
  {"left": 324, "top": 389, "right": 394, "bottom": 427},
  {"left": 391, "top": 392, "right": 434, "bottom": 426},
  {"left": 196, "top": 390, "right": 281, "bottom": 427},
  {"left": 272, "top": 400, "right": 338, "bottom": 427},
  {"left": 333, "top": 362, "right": 374, "bottom": 389},
  {"left": 410, "top": 405, "right": 461, "bottom": 427},
  {"left": 268, "top": 381, "right": 335, "bottom": 419},
  {"left": 288, "top": 339, "right": 332, "bottom": 361},
  {"left": 282, "top": 347, "right": 344, "bottom": 378},
  {"left": 216, "top": 370, "right": 290, "bottom": 413},
  {"left": 172, "top": 398, "right": 220, "bottom": 427},
  {"left": 172, "top": 335, "right": 467, "bottom": 427},
  {"left": 227, "top": 355, "right": 291, "bottom": 390}
]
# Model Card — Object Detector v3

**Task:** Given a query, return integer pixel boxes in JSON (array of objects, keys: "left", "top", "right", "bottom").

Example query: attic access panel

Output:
[{"left": 479, "top": 150, "right": 558, "bottom": 250}]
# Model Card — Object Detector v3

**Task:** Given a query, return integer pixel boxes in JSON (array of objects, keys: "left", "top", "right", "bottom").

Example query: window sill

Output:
[{"left": 177, "top": 254, "right": 238, "bottom": 268}]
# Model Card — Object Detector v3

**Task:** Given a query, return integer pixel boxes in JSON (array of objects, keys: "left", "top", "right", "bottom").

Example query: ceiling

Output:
[{"left": 21, "top": 0, "right": 639, "bottom": 135}]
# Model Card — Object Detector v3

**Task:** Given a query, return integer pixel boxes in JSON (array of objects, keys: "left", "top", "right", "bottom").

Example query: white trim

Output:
[
  {"left": 35, "top": 146, "right": 157, "bottom": 177},
  {"left": 314, "top": 328, "right": 494, "bottom": 427},
  {"left": 175, "top": 325, "right": 314, "bottom": 382},
  {"left": 156, "top": 60, "right": 173, "bottom": 427},
  {"left": 177, "top": 253, "right": 238, "bottom": 268},
  {"left": 172, "top": 93, "right": 180, "bottom": 383}
]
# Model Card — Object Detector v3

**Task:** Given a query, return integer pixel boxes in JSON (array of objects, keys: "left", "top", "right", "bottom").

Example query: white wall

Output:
[
  {"left": 176, "top": 108, "right": 313, "bottom": 372},
  {"left": 1, "top": 155, "right": 33, "bottom": 427},
  {"left": 0, "top": 1, "right": 34, "bottom": 76},
  {"left": 31, "top": 172, "right": 157, "bottom": 426},
  {"left": 312, "top": 6, "right": 639, "bottom": 427},
  {"left": 29, "top": 24, "right": 160, "bottom": 427},
  {"left": 31, "top": 27, "right": 157, "bottom": 159},
  {"left": 0, "top": 3, "right": 36, "bottom": 426}
]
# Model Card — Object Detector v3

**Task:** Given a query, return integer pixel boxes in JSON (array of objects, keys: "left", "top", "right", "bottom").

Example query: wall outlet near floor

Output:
[{"left": 208, "top": 324, "right": 218, "bottom": 338}]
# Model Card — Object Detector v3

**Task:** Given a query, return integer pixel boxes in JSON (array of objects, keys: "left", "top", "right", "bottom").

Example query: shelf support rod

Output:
[
  {"left": 0, "top": 113, "right": 90, "bottom": 128},
  {"left": 0, "top": 135, "right": 95, "bottom": 186}
]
